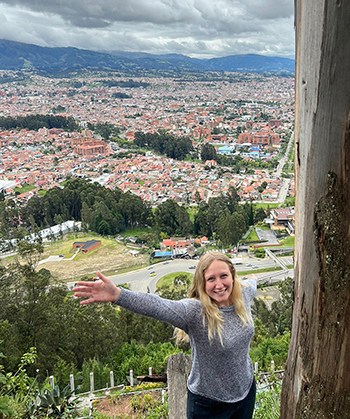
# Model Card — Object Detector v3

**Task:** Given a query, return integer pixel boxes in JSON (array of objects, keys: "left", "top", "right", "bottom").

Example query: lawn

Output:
[
  {"left": 242, "top": 228, "right": 260, "bottom": 242},
  {"left": 237, "top": 266, "right": 283, "bottom": 276},
  {"left": 254, "top": 203, "right": 280, "bottom": 210},
  {"left": 280, "top": 236, "right": 295, "bottom": 247},
  {"left": 35, "top": 233, "right": 149, "bottom": 282},
  {"left": 14, "top": 184, "right": 37, "bottom": 193},
  {"left": 156, "top": 272, "right": 193, "bottom": 289}
]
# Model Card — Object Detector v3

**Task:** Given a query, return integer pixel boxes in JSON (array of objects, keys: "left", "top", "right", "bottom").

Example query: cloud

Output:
[
  {"left": 244, "top": 0, "right": 294, "bottom": 19},
  {"left": 0, "top": 0, "right": 198, "bottom": 27},
  {"left": 0, "top": 0, "right": 295, "bottom": 57}
]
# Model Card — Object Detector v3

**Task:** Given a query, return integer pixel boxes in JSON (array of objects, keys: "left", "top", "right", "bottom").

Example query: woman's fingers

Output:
[
  {"left": 96, "top": 271, "right": 110, "bottom": 282},
  {"left": 73, "top": 288, "right": 93, "bottom": 297},
  {"left": 80, "top": 297, "right": 95, "bottom": 305},
  {"left": 74, "top": 290, "right": 92, "bottom": 297}
]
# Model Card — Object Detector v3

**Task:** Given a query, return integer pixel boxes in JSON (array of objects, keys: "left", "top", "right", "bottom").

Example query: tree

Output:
[
  {"left": 194, "top": 203, "right": 212, "bottom": 238},
  {"left": 200, "top": 143, "right": 217, "bottom": 162},
  {"left": 252, "top": 277, "right": 294, "bottom": 339},
  {"left": 216, "top": 212, "right": 246, "bottom": 247},
  {"left": 280, "top": 2, "right": 350, "bottom": 417},
  {"left": 226, "top": 186, "right": 240, "bottom": 211},
  {"left": 81, "top": 201, "right": 92, "bottom": 230},
  {"left": 254, "top": 207, "right": 266, "bottom": 223},
  {"left": 257, "top": 181, "right": 267, "bottom": 193},
  {"left": 243, "top": 202, "right": 254, "bottom": 226},
  {"left": 154, "top": 200, "right": 193, "bottom": 236},
  {"left": 194, "top": 190, "right": 201, "bottom": 204}
]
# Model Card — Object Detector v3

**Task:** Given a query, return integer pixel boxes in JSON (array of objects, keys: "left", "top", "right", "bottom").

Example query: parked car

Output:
[
  {"left": 163, "top": 261, "right": 169, "bottom": 265},
  {"left": 147, "top": 266, "right": 154, "bottom": 270}
]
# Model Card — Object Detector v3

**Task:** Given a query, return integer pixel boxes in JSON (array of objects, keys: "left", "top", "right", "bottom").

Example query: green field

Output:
[
  {"left": 156, "top": 272, "right": 193, "bottom": 289},
  {"left": 280, "top": 236, "right": 295, "bottom": 247},
  {"left": 14, "top": 184, "right": 37, "bottom": 193},
  {"left": 237, "top": 266, "right": 283, "bottom": 276},
  {"left": 254, "top": 202, "right": 280, "bottom": 209},
  {"left": 243, "top": 228, "right": 260, "bottom": 242}
]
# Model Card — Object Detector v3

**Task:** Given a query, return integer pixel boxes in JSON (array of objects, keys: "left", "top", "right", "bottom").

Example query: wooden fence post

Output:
[
  {"left": 167, "top": 353, "right": 192, "bottom": 419},
  {"left": 89, "top": 372, "right": 94, "bottom": 393},
  {"left": 69, "top": 374, "right": 75, "bottom": 395}
]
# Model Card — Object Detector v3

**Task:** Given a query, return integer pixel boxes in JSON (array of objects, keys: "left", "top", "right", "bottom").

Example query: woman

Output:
[{"left": 74, "top": 251, "right": 257, "bottom": 419}]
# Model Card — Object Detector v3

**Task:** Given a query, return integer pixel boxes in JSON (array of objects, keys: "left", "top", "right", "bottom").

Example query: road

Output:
[
  {"left": 275, "top": 131, "right": 294, "bottom": 178},
  {"left": 106, "top": 255, "right": 294, "bottom": 294}
]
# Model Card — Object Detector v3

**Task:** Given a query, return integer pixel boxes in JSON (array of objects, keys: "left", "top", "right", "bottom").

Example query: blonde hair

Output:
[{"left": 175, "top": 251, "right": 251, "bottom": 346}]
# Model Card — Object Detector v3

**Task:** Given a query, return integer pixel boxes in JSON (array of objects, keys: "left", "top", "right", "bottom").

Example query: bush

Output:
[
  {"left": 253, "top": 381, "right": 281, "bottom": 419},
  {"left": 78, "top": 358, "right": 111, "bottom": 393},
  {"left": 254, "top": 248, "right": 265, "bottom": 258},
  {"left": 26, "top": 384, "right": 80, "bottom": 418},
  {"left": 250, "top": 334, "right": 290, "bottom": 371}
]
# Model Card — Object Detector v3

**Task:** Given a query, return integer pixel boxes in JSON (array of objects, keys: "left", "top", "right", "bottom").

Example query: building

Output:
[
  {"left": 74, "top": 140, "right": 109, "bottom": 157},
  {"left": 73, "top": 239, "right": 101, "bottom": 253},
  {"left": 270, "top": 207, "right": 295, "bottom": 234},
  {"left": 268, "top": 120, "right": 283, "bottom": 128},
  {"left": 238, "top": 131, "right": 280, "bottom": 146}
]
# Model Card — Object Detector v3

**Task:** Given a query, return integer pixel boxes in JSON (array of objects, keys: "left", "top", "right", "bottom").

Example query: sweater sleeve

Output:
[
  {"left": 114, "top": 288, "right": 191, "bottom": 332},
  {"left": 243, "top": 277, "right": 257, "bottom": 301}
]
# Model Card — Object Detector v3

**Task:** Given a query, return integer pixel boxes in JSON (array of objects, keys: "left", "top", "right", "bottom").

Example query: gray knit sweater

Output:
[{"left": 115, "top": 279, "right": 257, "bottom": 403}]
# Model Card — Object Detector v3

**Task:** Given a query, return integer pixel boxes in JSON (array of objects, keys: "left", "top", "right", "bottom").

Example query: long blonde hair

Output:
[{"left": 175, "top": 251, "right": 250, "bottom": 346}]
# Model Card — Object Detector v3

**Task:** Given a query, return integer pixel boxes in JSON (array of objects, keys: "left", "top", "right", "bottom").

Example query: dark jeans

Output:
[{"left": 187, "top": 379, "right": 256, "bottom": 419}]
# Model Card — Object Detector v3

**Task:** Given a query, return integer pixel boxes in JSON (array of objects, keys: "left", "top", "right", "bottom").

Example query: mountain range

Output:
[{"left": 0, "top": 39, "right": 295, "bottom": 75}]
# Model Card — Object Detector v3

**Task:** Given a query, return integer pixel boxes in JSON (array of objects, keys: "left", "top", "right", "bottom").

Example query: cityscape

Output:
[{"left": 0, "top": 72, "right": 295, "bottom": 207}]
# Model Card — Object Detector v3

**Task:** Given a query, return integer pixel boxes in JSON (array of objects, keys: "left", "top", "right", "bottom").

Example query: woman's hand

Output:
[{"left": 73, "top": 271, "right": 121, "bottom": 305}]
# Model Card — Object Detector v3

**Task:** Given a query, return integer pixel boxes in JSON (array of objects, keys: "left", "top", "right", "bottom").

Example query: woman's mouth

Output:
[{"left": 215, "top": 289, "right": 227, "bottom": 295}]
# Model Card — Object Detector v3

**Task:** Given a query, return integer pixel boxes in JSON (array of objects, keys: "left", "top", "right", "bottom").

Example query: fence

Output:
[{"left": 47, "top": 355, "right": 283, "bottom": 419}]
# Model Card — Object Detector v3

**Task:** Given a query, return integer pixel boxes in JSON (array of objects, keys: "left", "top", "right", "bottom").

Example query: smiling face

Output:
[{"left": 204, "top": 259, "right": 234, "bottom": 307}]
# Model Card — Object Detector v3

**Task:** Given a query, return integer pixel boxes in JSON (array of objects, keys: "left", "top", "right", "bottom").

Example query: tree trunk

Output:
[{"left": 280, "top": 1, "right": 350, "bottom": 418}]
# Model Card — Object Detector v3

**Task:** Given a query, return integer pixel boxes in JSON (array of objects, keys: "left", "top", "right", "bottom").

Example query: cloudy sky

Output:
[{"left": 0, "top": 0, "right": 295, "bottom": 59}]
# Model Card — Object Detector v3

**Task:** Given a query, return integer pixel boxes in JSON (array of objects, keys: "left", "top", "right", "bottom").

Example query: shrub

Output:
[{"left": 254, "top": 381, "right": 281, "bottom": 419}]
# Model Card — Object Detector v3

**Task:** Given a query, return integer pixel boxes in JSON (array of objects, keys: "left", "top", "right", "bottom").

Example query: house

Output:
[{"left": 73, "top": 239, "right": 101, "bottom": 253}]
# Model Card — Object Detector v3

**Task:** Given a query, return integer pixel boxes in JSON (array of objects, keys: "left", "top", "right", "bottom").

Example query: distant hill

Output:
[{"left": 0, "top": 39, "right": 295, "bottom": 75}]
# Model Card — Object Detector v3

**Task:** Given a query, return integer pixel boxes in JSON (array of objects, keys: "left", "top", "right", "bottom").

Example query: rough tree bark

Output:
[{"left": 280, "top": 1, "right": 350, "bottom": 418}]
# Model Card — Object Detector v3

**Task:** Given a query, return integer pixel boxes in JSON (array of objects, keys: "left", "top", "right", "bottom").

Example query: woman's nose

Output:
[{"left": 214, "top": 279, "right": 223, "bottom": 288}]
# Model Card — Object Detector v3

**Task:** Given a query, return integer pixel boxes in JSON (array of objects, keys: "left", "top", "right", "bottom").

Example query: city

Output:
[{"left": 0, "top": 71, "right": 295, "bottom": 208}]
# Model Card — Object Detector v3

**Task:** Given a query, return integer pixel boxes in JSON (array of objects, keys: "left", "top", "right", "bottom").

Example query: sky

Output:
[{"left": 0, "top": 0, "right": 295, "bottom": 59}]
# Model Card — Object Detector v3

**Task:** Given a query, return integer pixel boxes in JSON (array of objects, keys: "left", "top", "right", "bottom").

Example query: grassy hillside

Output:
[{"left": 35, "top": 233, "right": 149, "bottom": 281}]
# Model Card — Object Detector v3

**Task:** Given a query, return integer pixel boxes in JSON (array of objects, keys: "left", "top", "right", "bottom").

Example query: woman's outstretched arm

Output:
[{"left": 74, "top": 272, "right": 191, "bottom": 331}]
